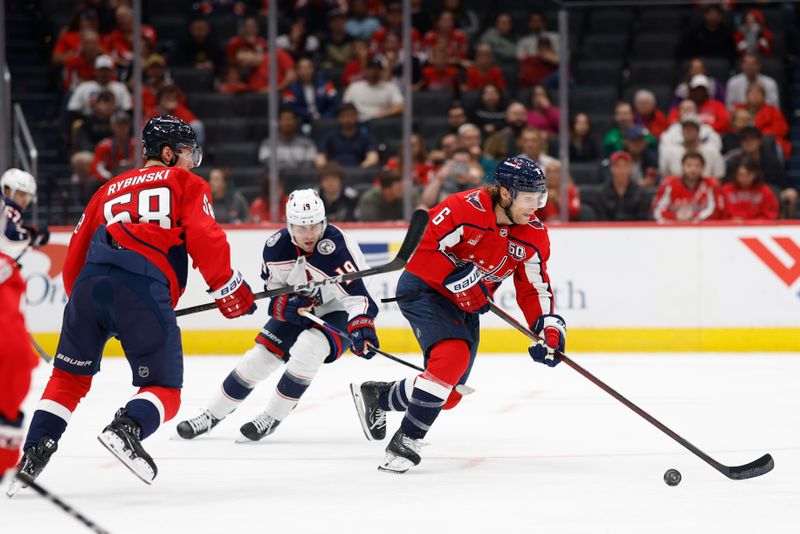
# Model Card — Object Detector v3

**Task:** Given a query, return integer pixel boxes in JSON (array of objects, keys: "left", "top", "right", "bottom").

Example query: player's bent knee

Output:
[
  {"left": 442, "top": 389, "right": 462, "bottom": 410},
  {"left": 236, "top": 344, "right": 283, "bottom": 384},
  {"left": 42, "top": 368, "right": 93, "bottom": 410},
  {"left": 286, "top": 330, "right": 329, "bottom": 376},
  {"left": 426, "top": 339, "right": 471, "bottom": 386}
]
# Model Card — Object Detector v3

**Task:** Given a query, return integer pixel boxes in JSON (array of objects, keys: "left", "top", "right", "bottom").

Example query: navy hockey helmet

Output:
[
  {"left": 491, "top": 156, "right": 548, "bottom": 208},
  {"left": 142, "top": 114, "right": 202, "bottom": 166}
]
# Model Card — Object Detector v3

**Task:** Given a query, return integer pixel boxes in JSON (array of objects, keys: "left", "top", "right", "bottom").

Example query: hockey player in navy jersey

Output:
[
  {"left": 176, "top": 189, "right": 380, "bottom": 442},
  {"left": 7, "top": 115, "right": 256, "bottom": 494},
  {"left": 351, "top": 156, "right": 566, "bottom": 473},
  {"left": 1, "top": 168, "right": 49, "bottom": 252}
]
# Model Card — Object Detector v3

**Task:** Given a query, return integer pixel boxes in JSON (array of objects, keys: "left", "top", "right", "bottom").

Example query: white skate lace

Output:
[
  {"left": 401, "top": 435, "right": 426, "bottom": 454},
  {"left": 370, "top": 409, "right": 386, "bottom": 431},
  {"left": 252, "top": 413, "right": 276, "bottom": 434},
  {"left": 188, "top": 412, "right": 213, "bottom": 433}
]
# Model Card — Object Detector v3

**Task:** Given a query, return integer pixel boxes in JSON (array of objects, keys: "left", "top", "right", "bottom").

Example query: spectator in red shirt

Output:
[
  {"left": 106, "top": 5, "right": 157, "bottom": 75},
  {"left": 423, "top": 10, "right": 469, "bottom": 65},
  {"left": 248, "top": 47, "right": 297, "bottom": 93},
  {"left": 537, "top": 160, "right": 580, "bottom": 222},
  {"left": 733, "top": 9, "right": 773, "bottom": 58},
  {"left": 370, "top": 2, "right": 422, "bottom": 55},
  {"left": 146, "top": 85, "right": 205, "bottom": 145},
  {"left": 250, "top": 175, "right": 287, "bottom": 224},
  {"left": 672, "top": 58, "right": 725, "bottom": 106},
  {"left": 89, "top": 110, "right": 136, "bottom": 182},
  {"left": 141, "top": 54, "right": 170, "bottom": 110},
  {"left": 63, "top": 29, "right": 105, "bottom": 90},
  {"left": 341, "top": 39, "right": 370, "bottom": 88},
  {"left": 736, "top": 82, "right": 790, "bottom": 158},
  {"left": 226, "top": 16, "right": 268, "bottom": 67},
  {"left": 652, "top": 152, "right": 721, "bottom": 222},
  {"left": 633, "top": 89, "right": 668, "bottom": 138},
  {"left": 668, "top": 74, "right": 730, "bottom": 133},
  {"left": 462, "top": 43, "right": 506, "bottom": 92},
  {"left": 52, "top": 7, "right": 104, "bottom": 67},
  {"left": 720, "top": 156, "right": 779, "bottom": 220},
  {"left": 384, "top": 133, "right": 435, "bottom": 185},
  {"left": 526, "top": 85, "right": 559, "bottom": 135},
  {"left": 421, "top": 46, "right": 460, "bottom": 97}
]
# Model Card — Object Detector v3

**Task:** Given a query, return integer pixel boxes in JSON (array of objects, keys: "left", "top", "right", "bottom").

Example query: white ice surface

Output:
[{"left": 2, "top": 353, "right": 799, "bottom": 534}]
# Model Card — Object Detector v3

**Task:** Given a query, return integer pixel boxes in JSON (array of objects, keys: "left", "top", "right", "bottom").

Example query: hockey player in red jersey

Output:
[
  {"left": 8, "top": 115, "right": 256, "bottom": 494},
  {"left": 351, "top": 156, "right": 566, "bottom": 473},
  {"left": 0, "top": 199, "right": 39, "bottom": 484}
]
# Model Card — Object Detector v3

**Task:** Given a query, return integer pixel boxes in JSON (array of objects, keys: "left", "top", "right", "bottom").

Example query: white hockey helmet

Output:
[
  {"left": 1, "top": 168, "right": 37, "bottom": 201},
  {"left": 285, "top": 188, "right": 327, "bottom": 246}
]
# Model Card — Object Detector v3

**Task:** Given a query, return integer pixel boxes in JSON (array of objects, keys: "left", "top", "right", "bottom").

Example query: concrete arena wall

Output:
[{"left": 16, "top": 221, "right": 800, "bottom": 355}]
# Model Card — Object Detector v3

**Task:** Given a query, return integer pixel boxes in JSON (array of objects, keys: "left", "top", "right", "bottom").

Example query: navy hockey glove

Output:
[
  {"left": 348, "top": 315, "right": 378, "bottom": 359},
  {"left": 443, "top": 263, "right": 490, "bottom": 314},
  {"left": 24, "top": 225, "right": 50, "bottom": 247},
  {"left": 269, "top": 294, "right": 316, "bottom": 327},
  {"left": 528, "top": 314, "right": 566, "bottom": 367},
  {"left": 210, "top": 270, "right": 257, "bottom": 319}
]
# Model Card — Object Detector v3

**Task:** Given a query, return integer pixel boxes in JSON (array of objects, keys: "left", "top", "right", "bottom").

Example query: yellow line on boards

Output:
[{"left": 31, "top": 327, "right": 800, "bottom": 357}]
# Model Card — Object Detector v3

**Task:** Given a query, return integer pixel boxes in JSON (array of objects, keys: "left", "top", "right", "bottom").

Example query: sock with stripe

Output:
[
  {"left": 207, "top": 344, "right": 284, "bottom": 420},
  {"left": 123, "top": 386, "right": 181, "bottom": 439},
  {"left": 24, "top": 369, "right": 92, "bottom": 450}
]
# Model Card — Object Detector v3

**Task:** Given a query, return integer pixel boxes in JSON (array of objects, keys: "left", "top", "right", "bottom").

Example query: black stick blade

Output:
[
  {"left": 725, "top": 453, "right": 774, "bottom": 480},
  {"left": 396, "top": 209, "right": 429, "bottom": 262}
]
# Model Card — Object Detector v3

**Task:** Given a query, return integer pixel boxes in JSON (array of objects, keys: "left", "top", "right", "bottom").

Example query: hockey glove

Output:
[
  {"left": 443, "top": 263, "right": 490, "bottom": 314},
  {"left": 348, "top": 315, "right": 378, "bottom": 359},
  {"left": 24, "top": 225, "right": 50, "bottom": 247},
  {"left": 528, "top": 314, "right": 566, "bottom": 367},
  {"left": 210, "top": 270, "right": 257, "bottom": 319},
  {"left": 269, "top": 294, "right": 317, "bottom": 327}
]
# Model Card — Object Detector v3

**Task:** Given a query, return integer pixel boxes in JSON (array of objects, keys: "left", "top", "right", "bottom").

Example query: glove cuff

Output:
[
  {"left": 208, "top": 270, "right": 244, "bottom": 299},
  {"left": 444, "top": 264, "right": 483, "bottom": 293},
  {"left": 533, "top": 313, "right": 567, "bottom": 338},
  {"left": 348, "top": 315, "right": 374, "bottom": 333}
]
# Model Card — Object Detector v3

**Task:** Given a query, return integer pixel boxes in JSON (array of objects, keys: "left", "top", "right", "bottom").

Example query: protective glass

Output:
[
  {"left": 516, "top": 190, "right": 548, "bottom": 209},
  {"left": 289, "top": 222, "right": 325, "bottom": 241},
  {"left": 177, "top": 144, "right": 203, "bottom": 167}
]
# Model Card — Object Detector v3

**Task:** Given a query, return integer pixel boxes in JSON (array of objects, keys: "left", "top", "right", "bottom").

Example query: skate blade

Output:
[
  {"left": 234, "top": 434, "right": 261, "bottom": 444},
  {"left": 97, "top": 432, "right": 155, "bottom": 485},
  {"left": 377, "top": 453, "right": 412, "bottom": 474},
  {"left": 349, "top": 383, "right": 376, "bottom": 442},
  {"left": 5, "top": 477, "right": 26, "bottom": 498}
]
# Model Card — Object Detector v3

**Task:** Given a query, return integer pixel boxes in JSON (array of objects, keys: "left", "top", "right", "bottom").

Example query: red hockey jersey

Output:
[
  {"left": 0, "top": 253, "right": 37, "bottom": 421},
  {"left": 405, "top": 188, "right": 555, "bottom": 327},
  {"left": 652, "top": 175, "right": 721, "bottom": 223},
  {"left": 720, "top": 182, "right": 779, "bottom": 220},
  {"left": 64, "top": 165, "right": 235, "bottom": 306}
]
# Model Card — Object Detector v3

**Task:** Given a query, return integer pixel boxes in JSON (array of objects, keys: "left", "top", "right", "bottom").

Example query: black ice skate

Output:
[
  {"left": 350, "top": 381, "right": 390, "bottom": 441},
  {"left": 378, "top": 428, "right": 425, "bottom": 474},
  {"left": 176, "top": 410, "right": 221, "bottom": 440},
  {"left": 237, "top": 412, "right": 281, "bottom": 442},
  {"left": 6, "top": 436, "right": 58, "bottom": 497},
  {"left": 97, "top": 409, "right": 158, "bottom": 484}
]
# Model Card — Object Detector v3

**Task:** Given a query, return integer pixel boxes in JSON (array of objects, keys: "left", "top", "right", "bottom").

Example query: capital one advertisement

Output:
[{"left": 13, "top": 223, "right": 800, "bottom": 352}]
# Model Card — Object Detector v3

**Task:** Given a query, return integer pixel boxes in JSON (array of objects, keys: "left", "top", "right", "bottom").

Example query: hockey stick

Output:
[
  {"left": 14, "top": 473, "right": 110, "bottom": 534},
  {"left": 488, "top": 301, "right": 774, "bottom": 481},
  {"left": 299, "top": 310, "right": 475, "bottom": 396},
  {"left": 14, "top": 243, "right": 33, "bottom": 264},
  {"left": 175, "top": 209, "right": 430, "bottom": 318},
  {"left": 30, "top": 336, "right": 53, "bottom": 364}
]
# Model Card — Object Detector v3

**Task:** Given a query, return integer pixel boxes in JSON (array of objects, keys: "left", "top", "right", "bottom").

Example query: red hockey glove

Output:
[
  {"left": 348, "top": 315, "right": 379, "bottom": 359},
  {"left": 443, "top": 263, "right": 490, "bottom": 314},
  {"left": 528, "top": 314, "right": 566, "bottom": 367},
  {"left": 209, "top": 270, "right": 256, "bottom": 319}
]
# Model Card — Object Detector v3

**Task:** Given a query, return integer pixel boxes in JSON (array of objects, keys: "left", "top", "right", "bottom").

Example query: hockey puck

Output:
[{"left": 663, "top": 468, "right": 682, "bottom": 486}]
